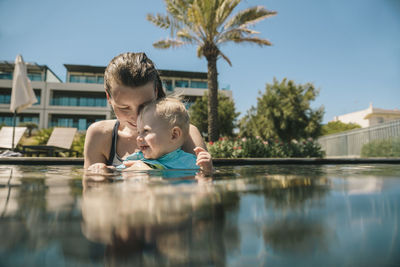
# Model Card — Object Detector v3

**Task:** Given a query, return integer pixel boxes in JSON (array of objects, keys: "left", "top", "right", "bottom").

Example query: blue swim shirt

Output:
[{"left": 116, "top": 148, "right": 199, "bottom": 170}]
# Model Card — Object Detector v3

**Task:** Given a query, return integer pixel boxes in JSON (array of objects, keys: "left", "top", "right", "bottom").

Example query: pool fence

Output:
[{"left": 318, "top": 119, "right": 400, "bottom": 158}]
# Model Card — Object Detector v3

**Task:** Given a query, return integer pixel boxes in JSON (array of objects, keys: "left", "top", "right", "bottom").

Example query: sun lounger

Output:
[
  {"left": 0, "top": 126, "right": 27, "bottom": 149},
  {"left": 22, "top": 127, "right": 78, "bottom": 157}
]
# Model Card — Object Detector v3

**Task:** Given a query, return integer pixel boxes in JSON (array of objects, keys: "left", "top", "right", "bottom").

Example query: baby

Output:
[{"left": 117, "top": 97, "right": 212, "bottom": 172}]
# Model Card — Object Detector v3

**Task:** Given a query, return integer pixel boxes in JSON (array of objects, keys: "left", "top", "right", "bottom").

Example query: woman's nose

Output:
[{"left": 137, "top": 134, "right": 143, "bottom": 142}]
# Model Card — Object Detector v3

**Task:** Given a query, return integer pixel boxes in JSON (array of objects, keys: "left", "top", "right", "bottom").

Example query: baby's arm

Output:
[
  {"left": 123, "top": 160, "right": 152, "bottom": 170},
  {"left": 194, "top": 147, "right": 213, "bottom": 174}
]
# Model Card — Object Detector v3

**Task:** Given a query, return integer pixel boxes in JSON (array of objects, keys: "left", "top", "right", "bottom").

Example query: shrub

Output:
[
  {"left": 71, "top": 133, "right": 86, "bottom": 157},
  {"left": 207, "top": 137, "right": 324, "bottom": 158},
  {"left": 361, "top": 138, "right": 400, "bottom": 157},
  {"left": 34, "top": 128, "right": 53, "bottom": 145}
]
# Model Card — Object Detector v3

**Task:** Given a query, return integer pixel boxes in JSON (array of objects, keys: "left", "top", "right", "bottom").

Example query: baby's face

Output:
[{"left": 136, "top": 111, "right": 178, "bottom": 159}]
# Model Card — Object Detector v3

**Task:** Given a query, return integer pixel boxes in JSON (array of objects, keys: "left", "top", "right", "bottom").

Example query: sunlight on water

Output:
[{"left": 0, "top": 164, "right": 399, "bottom": 266}]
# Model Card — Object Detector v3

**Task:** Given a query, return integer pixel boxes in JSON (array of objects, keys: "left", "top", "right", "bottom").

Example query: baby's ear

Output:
[{"left": 171, "top": 126, "right": 182, "bottom": 141}]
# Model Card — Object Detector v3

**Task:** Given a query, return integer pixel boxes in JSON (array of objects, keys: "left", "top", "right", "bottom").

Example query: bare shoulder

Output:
[
  {"left": 84, "top": 120, "right": 117, "bottom": 168},
  {"left": 86, "top": 120, "right": 116, "bottom": 137}
]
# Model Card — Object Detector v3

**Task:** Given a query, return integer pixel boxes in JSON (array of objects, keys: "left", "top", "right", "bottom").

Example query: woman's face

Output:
[{"left": 107, "top": 81, "right": 156, "bottom": 130}]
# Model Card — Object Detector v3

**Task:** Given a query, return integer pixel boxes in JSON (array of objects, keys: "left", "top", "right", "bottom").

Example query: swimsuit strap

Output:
[{"left": 106, "top": 120, "right": 120, "bottom": 166}]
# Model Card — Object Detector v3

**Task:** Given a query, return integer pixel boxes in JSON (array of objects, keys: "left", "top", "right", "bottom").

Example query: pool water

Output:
[{"left": 0, "top": 164, "right": 399, "bottom": 266}]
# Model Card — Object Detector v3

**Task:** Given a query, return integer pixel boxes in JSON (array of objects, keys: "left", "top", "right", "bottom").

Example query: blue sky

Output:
[{"left": 1, "top": 0, "right": 399, "bottom": 123}]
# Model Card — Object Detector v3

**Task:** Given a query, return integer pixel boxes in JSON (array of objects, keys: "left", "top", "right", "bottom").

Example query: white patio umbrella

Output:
[{"left": 9, "top": 54, "right": 37, "bottom": 150}]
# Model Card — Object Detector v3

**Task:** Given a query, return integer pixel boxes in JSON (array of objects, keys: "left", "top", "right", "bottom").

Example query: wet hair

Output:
[
  {"left": 139, "top": 97, "right": 190, "bottom": 137},
  {"left": 104, "top": 52, "right": 166, "bottom": 99}
]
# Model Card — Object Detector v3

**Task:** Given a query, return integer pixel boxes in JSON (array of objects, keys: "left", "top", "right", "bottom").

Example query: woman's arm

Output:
[
  {"left": 84, "top": 120, "right": 113, "bottom": 169},
  {"left": 182, "top": 124, "right": 207, "bottom": 154}
]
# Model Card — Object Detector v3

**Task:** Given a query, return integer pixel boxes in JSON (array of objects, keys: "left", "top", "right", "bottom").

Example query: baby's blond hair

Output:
[{"left": 139, "top": 97, "right": 190, "bottom": 136}]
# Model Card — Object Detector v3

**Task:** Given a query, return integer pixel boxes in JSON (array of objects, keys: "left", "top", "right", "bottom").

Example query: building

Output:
[
  {"left": 333, "top": 103, "right": 400, "bottom": 128},
  {"left": 0, "top": 61, "right": 232, "bottom": 131}
]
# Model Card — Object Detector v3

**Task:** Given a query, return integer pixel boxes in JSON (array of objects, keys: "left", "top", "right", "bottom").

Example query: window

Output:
[
  {"left": 0, "top": 88, "right": 11, "bottom": 104},
  {"left": 97, "top": 76, "right": 104, "bottom": 84},
  {"left": 175, "top": 80, "right": 189, "bottom": 88},
  {"left": 49, "top": 114, "right": 106, "bottom": 130},
  {"left": 377, "top": 117, "right": 384, "bottom": 123},
  {"left": 190, "top": 81, "right": 207, "bottom": 89},
  {"left": 51, "top": 91, "right": 107, "bottom": 107},
  {"left": 0, "top": 113, "right": 39, "bottom": 126},
  {"left": 33, "top": 89, "right": 41, "bottom": 105},
  {"left": 162, "top": 80, "right": 173, "bottom": 91},
  {"left": 70, "top": 74, "right": 104, "bottom": 84},
  {"left": 0, "top": 72, "right": 12, "bottom": 80},
  {"left": 86, "top": 76, "right": 97, "bottom": 84},
  {"left": 0, "top": 88, "right": 40, "bottom": 105},
  {"left": 27, "top": 73, "right": 42, "bottom": 81},
  {"left": 0, "top": 72, "right": 42, "bottom": 81},
  {"left": 70, "top": 75, "right": 84, "bottom": 83}
]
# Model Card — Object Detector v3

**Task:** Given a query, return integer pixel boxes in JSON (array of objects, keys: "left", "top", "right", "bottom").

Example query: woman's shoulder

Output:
[
  {"left": 84, "top": 120, "right": 117, "bottom": 168},
  {"left": 86, "top": 119, "right": 117, "bottom": 139}
]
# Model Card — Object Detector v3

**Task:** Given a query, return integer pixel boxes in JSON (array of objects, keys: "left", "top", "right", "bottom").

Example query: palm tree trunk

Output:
[{"left": 206, "top": 55, "right": 219, "bottom": 142}]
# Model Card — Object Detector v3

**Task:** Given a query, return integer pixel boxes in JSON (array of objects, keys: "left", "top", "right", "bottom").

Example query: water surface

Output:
[{"left": 0, "top": 164, "right": 399, "bottom": 266}]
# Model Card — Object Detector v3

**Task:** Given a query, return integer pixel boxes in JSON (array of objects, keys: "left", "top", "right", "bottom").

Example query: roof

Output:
[
  {"left": 364, "top": 108, "right": 400, "bottom": 119},
  {"left": 0, "top": 60, "right": 62, "bottom": 82},
  {"left": 64, "top": 64, "right": 106, "bottom": 73},
  {"left": 0, "top": 60, "right": 47, "bottom": 72},
  {"left": 158, "top": 69, "right": 207, "bottom": 79},
  {"left": 62, "top": 64, "right": 207, "bottom": 79}
]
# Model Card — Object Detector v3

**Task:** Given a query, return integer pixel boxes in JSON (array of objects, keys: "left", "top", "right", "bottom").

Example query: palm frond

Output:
[
  {"left": 224, "top": 6, "right": 277, "bottom": 30},
  {"left": 177, "top": 28, "right": 200, "bottom": 44},
  {"left": 146, "top": 13, "right": 171, "bottom": 29},
  {"left": 191, "top": 0, "right": 222, "bottom": 40},
  {"left": 217, "top": 27, "right": 260, "bottom": 44},
  {"left": 215, "top": 0, "right": 241, "bottom": 26},
  {"left": 232, "top": 37, "right": 272, "bottom": 46},
  {"left": 196, "top": 45, "right": 204, "bottom": 58},
  {"left": 166, "top": 0, "right": 191, "bottom": 21},
  {"left": 218, "top": 49, "right": 232, "bottom": 66},
  {"left": 153, "top": 38, "right": 186, "bottom": 49}
]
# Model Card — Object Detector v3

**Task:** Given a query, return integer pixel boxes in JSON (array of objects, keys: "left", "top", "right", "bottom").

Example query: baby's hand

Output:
[
  {"left": 124, "top": 160, "right": 152, "bottom": 170},
  {"left": 194, "top": 147, "right": 213, "bottom": 174}
]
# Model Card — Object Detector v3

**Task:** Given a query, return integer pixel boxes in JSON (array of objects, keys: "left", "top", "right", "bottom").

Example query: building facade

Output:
[
  {"left": 333, "top": 103, "right": 400, "bottom": 128},
  {"left": 0, "top": 61, "right": 232, "bottom": 131}
]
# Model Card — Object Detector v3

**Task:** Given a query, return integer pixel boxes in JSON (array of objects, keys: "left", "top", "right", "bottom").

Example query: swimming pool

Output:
[{"left": 0, "top": 164, "right": 399, "bottom": 266}]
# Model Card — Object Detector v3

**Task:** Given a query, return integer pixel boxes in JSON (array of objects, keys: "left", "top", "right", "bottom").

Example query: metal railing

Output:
[{"left": 318, "top": 120, "right": 400, "bottom": 157}]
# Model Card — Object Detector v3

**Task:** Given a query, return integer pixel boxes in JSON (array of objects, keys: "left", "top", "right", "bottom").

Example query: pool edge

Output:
[{"left": 0, "top": 157, "right": 399, "bottom": 165}]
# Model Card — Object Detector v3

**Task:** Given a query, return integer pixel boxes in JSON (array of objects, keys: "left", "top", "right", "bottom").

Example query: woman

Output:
[{"left": 84, "top": 52, "right": 208, "bottom": 170}]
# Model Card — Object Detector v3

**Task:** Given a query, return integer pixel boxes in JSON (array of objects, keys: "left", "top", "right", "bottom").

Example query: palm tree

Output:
[{"left": 147, "top": 0, "right": 277, "bottom": 141}]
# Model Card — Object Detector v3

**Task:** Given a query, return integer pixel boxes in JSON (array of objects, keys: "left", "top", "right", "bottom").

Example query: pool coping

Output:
[{"left": 0, "top": 157, "right": 399, "bottom": 165}]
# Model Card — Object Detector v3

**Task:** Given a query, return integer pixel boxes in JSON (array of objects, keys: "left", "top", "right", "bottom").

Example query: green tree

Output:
[
  {"left": 239, "top": 78, "right": 324, "bottom": 142},
  {"left": 189, "top": 92, "right": 240, "bottom": 138},
  {"left": 147, "top": 0, "right": 276, "bottom": 141},
  {"left": 321, "top": 121, "right": 361, "bottom": 135}
]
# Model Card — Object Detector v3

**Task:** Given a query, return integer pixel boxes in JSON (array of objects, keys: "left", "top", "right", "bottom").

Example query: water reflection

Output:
[
  {"left": 0, "top": 165, "right": 399, "bottom": 266},
  {"left": 82, "top": 169, "right": 241, "bottom": 266},
  {"left": 0, "top": 165, "right": 88, "bottom": 266}
]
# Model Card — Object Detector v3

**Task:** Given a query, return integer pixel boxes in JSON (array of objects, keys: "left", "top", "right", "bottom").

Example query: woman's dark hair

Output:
[{"left": 104, "top": 52, "right": 165, "bottom": 99}]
